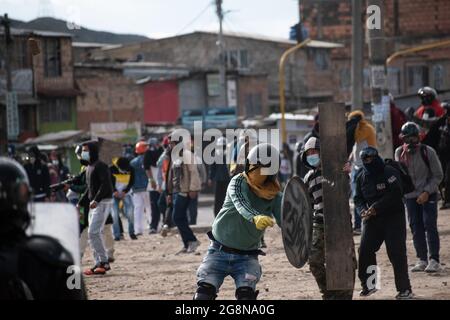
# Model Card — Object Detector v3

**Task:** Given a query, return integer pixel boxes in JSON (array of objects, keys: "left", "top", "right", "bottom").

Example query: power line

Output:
[{"left": 176, "top": 1, "right": 214, "bottom": 35}]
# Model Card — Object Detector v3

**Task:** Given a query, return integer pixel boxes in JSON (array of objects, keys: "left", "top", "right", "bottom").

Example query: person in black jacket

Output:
[
  {"left": 144, "top": 137, "right": 164, "bottom": 233},
  {"left": 354, "top": 147, "right": 413, "bottom": 300},
  {"left": 0, "top": 157, "right": 86, "bottom": 300},
  {"left": 23, "top": 146, "right": 51, "bottom": 202},
  {"left": 78, "top": 141, "right": 114, "bottom": 276},
  {"left": 437, "top": 104, "right": 450, "bottom": 208}
]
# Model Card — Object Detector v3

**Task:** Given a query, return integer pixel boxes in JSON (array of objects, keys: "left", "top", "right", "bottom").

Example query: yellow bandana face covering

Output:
[{"left": 243, "top": 166, "right": 281, "bottom": 200}]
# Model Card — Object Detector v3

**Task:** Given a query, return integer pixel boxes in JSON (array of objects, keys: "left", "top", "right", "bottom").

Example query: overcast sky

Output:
[{"left": 1, "top": 0, "right": 300, "bottom": 39}]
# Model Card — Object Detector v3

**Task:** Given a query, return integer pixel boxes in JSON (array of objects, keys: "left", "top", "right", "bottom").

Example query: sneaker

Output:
[
  {"left": 149, "top": 228, "right": 157, "bottom": 235},
  {"left": 114, "top": 237, "right": 120, "bottom": 241},
  {"left": 160, "top": 224, "right": 169, "bottom": 237},
  {"left": 186, "top": 240, "right": 201, "bottom": 253},
  {"left": 353, "top": 228, "right": 362, "bottom": 235},
  {"left": 425, "top": 259, "right": 442, "bottom": 273},
  {"left": 440, "top": 202, "right": 450, "bottom": 210},
  {"left": 411, "top": 260, "right": 428, "bottom": 272},
  {"left": 396, "top": 289, "right": 414, "bottom": 300},
  {"left": 103, "top": 262, "right": 111, "bottom": 270},
  {"left": 359, "top": 287, "right": 377, "bottom": 297},
  {"left": 175, "top": 247, "right": 188, "bottom": 255},
  {"left": 130, "top": 234, "right": 138, "bottom": 240}
]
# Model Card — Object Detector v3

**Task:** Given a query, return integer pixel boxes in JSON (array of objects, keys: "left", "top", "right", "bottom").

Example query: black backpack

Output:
[{"left": 384, "top": 159, "right": 415, "bottom": 195}]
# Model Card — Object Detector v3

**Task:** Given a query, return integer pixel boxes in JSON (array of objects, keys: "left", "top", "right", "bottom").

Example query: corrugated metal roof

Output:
[
  {"left": 1, "top": 27, "right": 73, "bottom": 38},
  {"left": 72, "top": 42, "right": 115, "bottom": 48},
  {"left": 193, "top": 30, "right": 343, "bottom": 48}
]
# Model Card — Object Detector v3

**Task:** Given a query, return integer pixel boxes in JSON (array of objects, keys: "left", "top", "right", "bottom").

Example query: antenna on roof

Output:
[{"left": 37, "top": 0, "right": 55, "bottom": 18}]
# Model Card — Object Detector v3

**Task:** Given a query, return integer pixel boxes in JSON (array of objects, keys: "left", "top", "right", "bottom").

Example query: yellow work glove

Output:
[{"left": 253, "top": 215, "right": 275, "bottom": 231}]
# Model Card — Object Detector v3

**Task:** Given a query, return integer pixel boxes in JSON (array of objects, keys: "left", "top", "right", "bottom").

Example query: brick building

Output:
[
  {"left": 90, "top": 31, "right": 342, "bottom": 113},
  {"left": 75, "top": 60, "right": 269, "bottom": 131},
  {"left": 75, "top": 62, "right": 144, "bottom": 131},
  {"left": 0, "top": 27, "right": 79, "bottom": 144},
  {"left": 299, "top": 0, "right": 450, "bottom": 106}
]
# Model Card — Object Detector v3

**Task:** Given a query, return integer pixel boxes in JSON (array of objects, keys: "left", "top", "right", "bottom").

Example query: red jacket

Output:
[{"left": 415, "top": 99, "right": 445, "bottom": 119}]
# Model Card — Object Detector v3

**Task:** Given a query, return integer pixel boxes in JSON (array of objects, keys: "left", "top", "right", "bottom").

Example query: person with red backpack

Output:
[
  {"left": 395, "top": 122, "right": 443, "bottom": 273},
  {"left": 415, "top": 87, "right": 445, "bottom": 120}
]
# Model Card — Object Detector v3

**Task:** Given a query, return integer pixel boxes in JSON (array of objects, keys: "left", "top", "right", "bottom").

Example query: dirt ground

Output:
[{"left": 83, "top": 208, "right": 450, "bottom": 300}]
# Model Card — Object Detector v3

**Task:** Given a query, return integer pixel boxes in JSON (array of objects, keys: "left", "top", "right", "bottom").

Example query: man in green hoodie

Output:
[{"left": 194, "top": 143, "right": 282, "bottom": 300}]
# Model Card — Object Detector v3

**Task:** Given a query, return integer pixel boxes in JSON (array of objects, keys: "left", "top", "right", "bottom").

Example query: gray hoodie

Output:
[{"left": 394, "top": 144, "right": 443, "bottom": 199}]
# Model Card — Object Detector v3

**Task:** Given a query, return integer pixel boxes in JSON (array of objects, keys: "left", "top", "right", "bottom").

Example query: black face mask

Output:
[
  {"left": 363, "top": 156, "right": 385, "bottom": 175},
  {"left": 421, "top": 96, "right": 434, "bottom": 106},
  {"left": 79, "top": 159, "right": 89, "bottom": 166}
]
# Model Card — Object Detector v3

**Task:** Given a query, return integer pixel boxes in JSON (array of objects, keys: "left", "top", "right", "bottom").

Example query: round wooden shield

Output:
[{"left": 281, "top": 176, "right": 313, "bottom": 268}]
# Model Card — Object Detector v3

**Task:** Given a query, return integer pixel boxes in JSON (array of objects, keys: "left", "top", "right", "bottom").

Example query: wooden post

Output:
[{"left": 318, "top": 102, "right": 355, "bottom": 291}]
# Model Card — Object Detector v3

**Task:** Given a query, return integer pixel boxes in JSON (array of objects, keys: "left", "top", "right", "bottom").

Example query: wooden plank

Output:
[{"left": 318, "top": 102, "right": 355, "bottom": 291}]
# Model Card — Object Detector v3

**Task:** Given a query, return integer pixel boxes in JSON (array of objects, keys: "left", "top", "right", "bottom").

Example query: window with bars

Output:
[
  {"left": 339, "top": 68, "right": 351, "bottom": 89},
  {"left": 433, "top": 64, "right": 445, "bottom": 90},
  {"left": 40, "top": 99, "right": 72, "bottom": 122},
  {"left": 43, "top": 38, "right": 62, "bottom": 77},
  {"left": 226, "top": 49, "right": 249, "bottom": 70},
  {"left": 245, "top": 93, "right": 262, "bottom": 117},
  {"left": 406, "top": 65, "right": 429, "bottom": 92},
  {"left": 388, "top": 67, "right": 401, "bottom": 95}
]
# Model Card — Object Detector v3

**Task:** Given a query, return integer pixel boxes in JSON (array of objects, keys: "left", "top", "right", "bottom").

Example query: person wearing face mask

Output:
[
  {"left": 194, "top": 143, "right": 282, "bottom": 300},
  {"left": 23, "top": 146, "right": 51, "bottom": 202},
  {"left": 109, "top": 157, "right": 137, "bottom": 241},
  {"left": 355, "top": 146, "right": 413, "bottom": 299},
  {"left": 395, "top": 122, "right": 443, "bottom": 273},
  {"left": 301, "top": 137, "right": 353, "bottom": 300},
  {"left": 78, "top": 141, "right": 114, "bottom": 276},
  {"left": 48, "top": 151, "right": 70, "bottom": 202},
  {"left": 346, "top": 110, "right": 377, "bottom": 235},
  {"left": 415, "top": 87, "right": 445, "bottom": 120}
]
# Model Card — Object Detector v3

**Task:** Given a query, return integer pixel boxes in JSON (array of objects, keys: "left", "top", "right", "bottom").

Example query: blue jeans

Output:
[
  {"left": 149, "top": 191, "right": 161, "bottom": 230},
  {"left": 405, "top": 193, "right": 440, "bottom": 262},
  {"left": 188, "top": 196, "right": 198, "bottom": 225},
  {"left": 351, "top": 167, "right": 361, "bottom": 230},
  {"left": 196, "top": 243, "right": 262, "bottom": 291},
  {"left": 173, "top": 193, "right": 197, "bottom": 248},
  {"left": 112, "top": 194, "right": 135, "bottom": 239}
]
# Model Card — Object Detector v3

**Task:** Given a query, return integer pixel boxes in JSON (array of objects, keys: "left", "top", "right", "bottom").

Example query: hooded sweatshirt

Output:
[
  {"left": 395, "top": 143, "right": 443, "bottom": 199},
  {"left": 212, "top": 173, "right": 282, "bottom": 251},
  {"left": 301, "top": 137, "right": 324, "bottom": 224},
  {"left": 24, "top": 146, "right": 51, "bottom": 200},
  {"left": 80, "top": 142, "right": 113, "bottom": 204},
  {"left": 347, "top": 110, "right": 377, "bottom": 169}
]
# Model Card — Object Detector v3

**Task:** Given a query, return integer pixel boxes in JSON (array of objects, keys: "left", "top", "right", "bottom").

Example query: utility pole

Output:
[
  {"left": 351, "top": 0, "right": 363, "bottom": 111},
  {"left": 215, "top": 0, "right": 228, "bottom": 108},
  {"left": 1, "top": 14, "right": 19, "bottom": 154},
  {"left": 367, "top": 0, "right": 393, "bottom": 158}
]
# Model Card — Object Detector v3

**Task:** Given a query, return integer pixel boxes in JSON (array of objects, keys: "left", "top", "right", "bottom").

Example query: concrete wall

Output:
[{"left": 178, "top": 77, "right": 207, "bottom": 111}]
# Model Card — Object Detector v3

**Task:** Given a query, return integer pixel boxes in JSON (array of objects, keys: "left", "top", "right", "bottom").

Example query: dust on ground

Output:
[{"left": 83, "top": 209, "right": 450, "bottom": 300}]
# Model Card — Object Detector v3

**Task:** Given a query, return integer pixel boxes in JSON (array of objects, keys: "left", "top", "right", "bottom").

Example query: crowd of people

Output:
[{"left": 0, "top": 85, "right": 448, "bottom": 300}]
